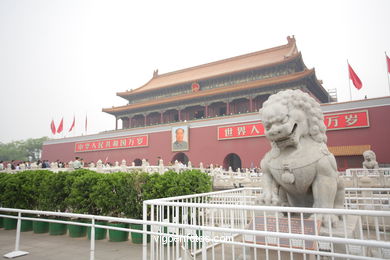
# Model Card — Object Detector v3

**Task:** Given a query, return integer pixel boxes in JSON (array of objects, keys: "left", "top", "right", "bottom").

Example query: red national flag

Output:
[
  {"left": 85, "top": 115, "right": 88, "bottom": 133},
  {"left": 50, "top": 120, "right": 56, "bottom": 135},
  {"left": 68, "top": 115, "right": 75, "bottom": 132},
  {"left": 57, "top": 118, "right": 64, "bottom": 134},
  {"left": 386, "top": 53, "right": 390, "bottom": 74},
  {"left": 348, "top": 63, "right": 363, "bottom": 90}
]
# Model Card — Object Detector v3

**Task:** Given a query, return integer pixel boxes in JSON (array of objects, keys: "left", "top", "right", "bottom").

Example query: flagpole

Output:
[
  {"left": 386, "top": 52, "right": 390, "bottom": 95},
  {"left": 347, "top": 60, "right": 352, "bottom": 101},
  {"left": 85, "top": 113, "right": 88, "bottom": 135},
  {"left": 51, "top": 118, "right": 54, "bottom": 139},
  {"left": 62, "top": 118, "right": 65, "bottom": 139}
]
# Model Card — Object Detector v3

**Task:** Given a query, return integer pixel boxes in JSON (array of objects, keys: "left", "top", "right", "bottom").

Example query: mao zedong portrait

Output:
[{"left": 172, "top": 127, "right": 188, "bottom": 151}]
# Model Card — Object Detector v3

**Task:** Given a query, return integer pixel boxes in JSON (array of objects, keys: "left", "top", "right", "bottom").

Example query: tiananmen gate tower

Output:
[{"left": 42, "top": 36, "right": 390, "bottom": 171}]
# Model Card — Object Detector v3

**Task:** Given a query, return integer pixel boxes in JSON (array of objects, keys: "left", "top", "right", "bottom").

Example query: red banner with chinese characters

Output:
[
  {"left": 218, "top": 122, "right": 265, "bottom": 140},
  {"left": 75, "top": 134, "right": 148, "bottom": 152},
  {"left": 218, "top": 110, "right": 369, "bottom": 140},
  {"left": 324, "top": 110, "right": 369, "bottom": 130}
]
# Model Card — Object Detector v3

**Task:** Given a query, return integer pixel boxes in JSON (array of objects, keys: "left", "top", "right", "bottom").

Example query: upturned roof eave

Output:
[
  {"left": 103, "top": 69, "right": 315, "bottom": 116},
  {"left": 116, "top": 53, "right": 302, "bottom": 99},
  {"left": 116, "top": 38, "right": 300, "bottom": 99}
]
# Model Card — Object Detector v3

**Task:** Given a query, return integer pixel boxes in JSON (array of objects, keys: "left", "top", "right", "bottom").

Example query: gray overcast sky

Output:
[{"left": 1, "top": 0, "right": 389, "bottom": 143}]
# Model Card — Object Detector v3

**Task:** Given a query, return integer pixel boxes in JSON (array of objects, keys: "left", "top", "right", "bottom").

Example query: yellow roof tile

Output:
[
  {"left": 118, "top": 36, "right": 299, "bottom": 97},
  {"left": 328, "top": 145, "right": 371, "bottom": 156}
]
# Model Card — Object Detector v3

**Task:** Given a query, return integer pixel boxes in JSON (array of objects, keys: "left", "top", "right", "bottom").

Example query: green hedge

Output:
[{"left": 0, "top": 169, "right": 211, "bottom": 219}]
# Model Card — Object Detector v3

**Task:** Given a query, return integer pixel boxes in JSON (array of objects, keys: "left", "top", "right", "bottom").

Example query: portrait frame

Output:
[{"left": 171, "top": 125, "right": 189, "bottom": 152}]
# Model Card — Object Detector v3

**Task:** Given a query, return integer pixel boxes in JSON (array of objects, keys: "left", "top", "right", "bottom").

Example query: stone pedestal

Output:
[
  {"left": 244, "top": 215, "right": 362, "bottom": 259},
  {"left": 245, "top": 215, "right": 319, "bottom": 260}
]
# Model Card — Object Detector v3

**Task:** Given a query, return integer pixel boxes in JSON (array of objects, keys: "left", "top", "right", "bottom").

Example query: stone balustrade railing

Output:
[
  {"left": 2, "top": 163, "right": 389, "bottom": 189},
  {"left": 343, "top": 168, "right": 390, "bottom": 188}
]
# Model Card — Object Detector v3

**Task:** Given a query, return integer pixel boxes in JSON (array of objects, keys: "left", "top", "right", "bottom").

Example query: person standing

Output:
[{"left": 73, "top": 157, "right": 82, "bottom": 169}]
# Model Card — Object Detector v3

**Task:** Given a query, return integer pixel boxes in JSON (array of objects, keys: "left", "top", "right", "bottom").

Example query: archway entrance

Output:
[
  {"left": 171, "top": 152, "right": 189, "bottom": 165},
  {"left": 133, "top": 158, "right": 142, "bottom": 166},
  {"left": 223, "top": 153, "right": 242, "bottom": 171}
]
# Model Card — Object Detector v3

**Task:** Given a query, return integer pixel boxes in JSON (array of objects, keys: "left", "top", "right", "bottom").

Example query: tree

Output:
[
  {"left": 0, "top": 137, "right": 48, "bottom": 161},
  {"left": 0, "top": 141, "right": 26, "bottom": 161},
  {"left": 22, "top": 137, "right": 49, "bottom": 161}
]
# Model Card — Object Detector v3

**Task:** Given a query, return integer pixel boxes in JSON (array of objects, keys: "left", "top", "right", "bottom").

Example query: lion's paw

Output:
[
  {"left": 311, "top": 214, "right": 340, "bottom": 228},
  {"left": 258, "top": 193, "right": 280, "bottom": 206}
]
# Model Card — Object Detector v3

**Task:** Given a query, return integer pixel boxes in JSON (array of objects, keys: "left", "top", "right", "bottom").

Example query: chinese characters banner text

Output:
[
  {"left": 75, "top": 135, "right": 148, "bottom": 152},
  {"left": 218, "top": 110, "right": 369, "bottom": 140}
]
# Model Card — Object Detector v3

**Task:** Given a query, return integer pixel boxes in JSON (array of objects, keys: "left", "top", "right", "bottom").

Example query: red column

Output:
[
  {"left": 115, "top": 117, "right": 118, "bottom": 130},
  {"left": 160, "top": 112, "right": 164, "bottom": 124},
  {"left": 226, "top": 102, "right": 230, "bottom": 115},
  {"left": 249, "top": 97, "right": 253, "bottom": 112},
  {"left": 128, "top": 116, "right": 132, "bottom": 128},
  {"left": 205, "top": 105, "right": 208, "bottom": 118},
  {"left": 178, "top": 110, "right": 181, "bottom": 121},
  {"left": 144, "top": 115, "right": 147, "bottom": 126}
]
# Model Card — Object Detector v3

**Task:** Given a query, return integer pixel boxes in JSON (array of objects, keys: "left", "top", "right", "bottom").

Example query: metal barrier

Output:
[
  {"left": 143, "top": 187, "right": 390, "bottom": 259},
  {"left": 2, "top": 187, "right": 390, "bottom": 260},
  {"left": 0, "top": 208, "right": 148, "bottom": 259},
  {"left": 345, "top": 188, "right": 390, "bottom": 210}
]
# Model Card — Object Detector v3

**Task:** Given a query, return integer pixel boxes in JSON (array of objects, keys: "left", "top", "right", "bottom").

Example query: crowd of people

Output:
[
  {"left": 0, "top": 159, "right": 72, "bottom": 171},
  {"left": 0, "top": 157, "right": 261, "bottom": 174}
]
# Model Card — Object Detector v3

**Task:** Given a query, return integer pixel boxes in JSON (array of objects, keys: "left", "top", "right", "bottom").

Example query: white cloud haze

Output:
[{"left": 0, "top": 0, "right": 389, "bottom": 142}]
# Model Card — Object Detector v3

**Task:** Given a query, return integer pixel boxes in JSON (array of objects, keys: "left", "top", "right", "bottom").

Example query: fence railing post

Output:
[
  {"left": 3, "top": 211, "right": 29, "bottom": 259},
  {"left": 90, "top": 217, "right": 95, "bottom": 260},
  {"left": 142, "top": 203, "right": 147, "bottom": 260},
  {"left": 15, "top": 212, "right": 21, "bottom": 252}
]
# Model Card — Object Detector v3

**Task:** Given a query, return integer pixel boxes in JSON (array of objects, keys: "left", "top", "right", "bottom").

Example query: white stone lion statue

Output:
[
  {"left": 362, "top": 150, "right": 379, "bottom": 169},
  {"left": 259, "top": 89, "right": 344, "bottom": 226}
]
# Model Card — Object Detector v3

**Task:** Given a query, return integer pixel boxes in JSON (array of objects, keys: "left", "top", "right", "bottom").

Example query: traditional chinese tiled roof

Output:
[
  {"left": 328, "top": 145, "right": 371, "bottom": 156},
  {"left": 117, "top": 36, "right": 299, "bottom": 98},
  {"left": 103, "top": 69, "right": 315, "bottom": 115}
]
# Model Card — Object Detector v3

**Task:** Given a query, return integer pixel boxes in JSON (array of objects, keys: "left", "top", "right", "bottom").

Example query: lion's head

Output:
[
  {"left": 259, "top": 89, "right": 327, "bottom": 150},
  {"left": 363, "top": 150, "right": 376, "bottom": 162}
]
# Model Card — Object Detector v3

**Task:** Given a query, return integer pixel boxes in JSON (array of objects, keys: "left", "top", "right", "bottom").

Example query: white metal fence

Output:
[
  {"left": 0, "top": 208, "right": 148, "bottom": 259},
  {"left": 2, "top": 188, "right": 390, "bottom": 260},
  {"left": 143, "top": 187, "right": 390, "bottom": 260}
]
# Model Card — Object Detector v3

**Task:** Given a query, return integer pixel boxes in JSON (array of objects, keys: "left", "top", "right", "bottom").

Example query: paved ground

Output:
[{"left": 0, "top": 229, "right": 143, "bottom": 260}]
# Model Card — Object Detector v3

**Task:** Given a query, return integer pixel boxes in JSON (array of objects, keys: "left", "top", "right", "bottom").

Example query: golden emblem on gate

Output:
[{"left": 191, "top": 82, "right": 200, "bottom": 92}]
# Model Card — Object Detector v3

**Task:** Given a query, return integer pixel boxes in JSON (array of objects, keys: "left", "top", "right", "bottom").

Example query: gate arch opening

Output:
[
  {"left": 133, "top": 158, "right": 142, "bottom": 166},
  {"left": 171, "top": 152, "right": 189, "bottom": 165},
  {"left": 223, "top": 153, "right": 242, "bottom": 171}
]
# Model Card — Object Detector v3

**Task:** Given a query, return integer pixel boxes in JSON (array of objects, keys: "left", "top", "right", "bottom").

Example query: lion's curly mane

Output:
[
  {"left": 363, "top": 150, "right": 376, "bottom": 161},
  {"left": 260, "top": 89, "right": 327, "bottom": 144}
]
